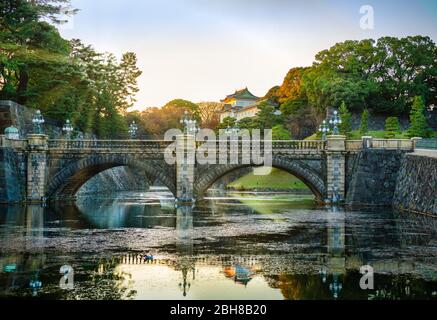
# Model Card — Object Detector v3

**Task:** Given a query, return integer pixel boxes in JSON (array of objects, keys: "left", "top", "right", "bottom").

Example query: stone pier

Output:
[
  {"left": 326, "top": 135, "right": 346, "bottom": 202},
  {"left": 26, "top": 134, "right": 48, "bottom": 203},
  {"left": 175, "top": 134, "right": 195, "bottom": 203}
]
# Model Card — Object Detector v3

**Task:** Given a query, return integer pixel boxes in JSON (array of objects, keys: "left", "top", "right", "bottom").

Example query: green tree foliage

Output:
[
  {"left": 359, "top": 108, "right": 370, "bottom": 136},
  {"left": 0, "top": 1, "right": 141, "bottom": 138},
  {"left": 162, "top": 99, "right": 200, "bottom": 130},
  {"left": 385, "top": 117, "right": 401, "bottom": 138},
  {"left": 267, "top": 36, "right": 436, "bottom": 139},
  {"left": 407, "top": 96, "right": 430, "bottom": 138},
  {"left": 302, "top": 37, "right": 436, "bottom": 115},
  {"left": 237, "top": 117, "right": 256, "bottom": 131},
  {"left": 338, "top": 102, "right": 352, "bottom": 137},
  {"left": 272, "top": 124, "right": 291, "bottom": 140},
  {"left": 251, "top": 101, "right": 283, "bottom": 131},
  {"left": 216, "top": 116, "right": 237, "bottom": 132},
  {"left": 119, "top": 52, "right": 142, "bottom": 111},
  {"left": 0, "top": 0, "right": 71, "bottom": 104}
]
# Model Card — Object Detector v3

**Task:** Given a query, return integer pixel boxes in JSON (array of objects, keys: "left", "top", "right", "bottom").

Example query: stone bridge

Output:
[{"left": 0, "top": 134, "right": 421, "bottom": 204}]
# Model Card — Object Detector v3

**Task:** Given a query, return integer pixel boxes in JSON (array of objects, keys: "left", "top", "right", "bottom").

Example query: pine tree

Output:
[
  {"left": 407, "top": 96, "right": 429, "bottom": 138},
  {"left": 118, "top": 52, "right": 142, "bottom": 111},
  {"left": 385, "top": 117, "right": 400, "bottom": 138},
  {"left": 359, "top": 109, "right": 369, "bottom": 136},
  {"left": 338, "top": 102, "right": 352, "bottom": 137}
]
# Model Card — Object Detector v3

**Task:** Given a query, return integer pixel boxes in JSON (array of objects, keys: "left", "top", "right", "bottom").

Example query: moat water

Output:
[{"left": 0, "top": 188, "right": 436, "bottom": 300}]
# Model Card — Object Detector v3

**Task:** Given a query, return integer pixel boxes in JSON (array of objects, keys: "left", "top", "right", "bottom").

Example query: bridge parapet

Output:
[
  {"left": 345, "top": 140, "right": 362, "bottom": 152},
  {"left": 272, "top": 140, "right": 326, "bottom": 154},
  {"left": 195, "top": 139, "right": 326, "bottom": 150},
  {"left": 48, "top": 139, "right": 172, "bottom": 153},
  {"left": 0, "top": 136, "right": 27, "bottom": 150},
  {"left": 43, "top": 137, "right": 417, "bottom": 153},
  {"left": 371, "top": 138, "right": 415, "bottom": 150},
  {"left": 346, "top": 138, "right": 416, "bottom": 152}
]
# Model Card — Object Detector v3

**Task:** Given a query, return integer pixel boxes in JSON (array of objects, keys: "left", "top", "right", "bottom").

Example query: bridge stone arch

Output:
[
  {"left": 47, "top": 154, "right": 176, "bottom": 199},
  {"left": 194, "top": 156, "right": 326, "bottom": 202}
]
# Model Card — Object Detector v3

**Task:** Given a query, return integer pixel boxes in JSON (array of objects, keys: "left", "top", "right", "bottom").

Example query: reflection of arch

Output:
[
  {"left": 194, "top": 157, "right": 326, "bottom": 201},
  {"left": 47, "top": 155, "right": 175, "bottom": 198}
]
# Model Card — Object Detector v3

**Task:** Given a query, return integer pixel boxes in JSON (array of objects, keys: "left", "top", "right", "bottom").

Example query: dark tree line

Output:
[
  {"left": 264, "top": 36, "right": 436, "bottom": 138},
  {"left": 0, "top": 0, "right": 142, "bottom": 138}
]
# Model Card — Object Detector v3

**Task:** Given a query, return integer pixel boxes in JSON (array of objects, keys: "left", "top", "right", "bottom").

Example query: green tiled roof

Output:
[{"left": 224, "top": 88, "right": 259, "bottom": 100}]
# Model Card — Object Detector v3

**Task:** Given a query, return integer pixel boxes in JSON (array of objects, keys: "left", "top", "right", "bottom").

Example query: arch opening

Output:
[
  {"left": 76, "top": 166, "right": 157, "bottom": 196},
  {"left": 47, "top": 156, "right": 176, "bottom": 200},
  {"left": 195, "top": 159, "right": 326, "bottom": 202}
]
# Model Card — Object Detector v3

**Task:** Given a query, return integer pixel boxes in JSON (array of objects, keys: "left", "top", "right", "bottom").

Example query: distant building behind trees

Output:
[{"left": 218, "top": 88, "right": 261, "bottom": 122}]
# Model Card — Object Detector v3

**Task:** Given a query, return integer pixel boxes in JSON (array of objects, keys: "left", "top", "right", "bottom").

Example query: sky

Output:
[{"left": 59, "top": 0, "right": 437, "bottom": 111}]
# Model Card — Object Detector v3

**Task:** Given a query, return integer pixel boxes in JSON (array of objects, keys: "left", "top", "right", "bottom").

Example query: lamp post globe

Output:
[
  {"left": 330, "top": 110, "right": 342, "bottom": 135},
  {"left": 62, "top": 119, "right": 74, "bottom": 139},
  {"left": 32, "top": 110, "right": 45, "bottom": 134},
  {"left": 129, "top": 120, "right": 138, "bottom": 139}
]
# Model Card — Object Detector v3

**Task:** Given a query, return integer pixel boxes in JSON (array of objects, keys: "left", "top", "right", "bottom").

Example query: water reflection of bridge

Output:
[
  {"left": 119, "top": 254, "right": 260, "bottom": 267},
  {"left": 1, "top": 203, "right": 436, "bottom": 299}
]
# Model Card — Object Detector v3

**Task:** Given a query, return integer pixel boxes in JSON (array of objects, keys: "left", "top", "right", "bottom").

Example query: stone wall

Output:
[
  {"left": 393, "top": 154, "right": 437, "bottom": 216},
  {"left": 350, "top": 112, "right": 410, "bottom": 131},
  {"left": 346, "top": 149, "right": 405, "bottom": 206},
  {"left": 426, "top": 109, "right": 437, "bottom": 131},
  {"left": 327, "top": 106, "right": 437, "bottom": 132},
  {"left": 345, "top": 154, "right": 358, "bottom": 194},
  {"left": 0, "top": 148, "right": 27, "bottom": 202},
  {"left": 0, "top": 100, "right": 63, "bottom": 138}
]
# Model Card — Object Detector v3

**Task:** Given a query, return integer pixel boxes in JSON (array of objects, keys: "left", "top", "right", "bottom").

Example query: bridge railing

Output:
[
  {"left": 272, "top": 140, "right": 326, "bottom": 150},
  {"left": 45, "top": 138, "right": 417, "bottom": 152},
  {"left": 195, "top": 140, "right": 326, "bottom": 152},
  {"left": 0, "top": 136, "right": 27, "bottom": 149},
  {"left": 416, "top": 138, "right": 437, "bottom": 150},
  {"left": 371, "top": 139, "right": 413, "bottom": 150},
  {"left": 48, "top": 139, "right": 173, "bottom": 150},
  {"left": 345, "top": 140, "right": 363, "bottom": 151}
]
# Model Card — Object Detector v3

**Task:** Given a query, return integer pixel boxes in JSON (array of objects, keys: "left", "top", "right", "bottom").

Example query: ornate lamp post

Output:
[
  {"left": 62, "top": 119, "right": 74, "bottom": 139},
  {"left": 32, "top": 110, "right": 45, "bottom": 134},
  {"left": 178, "top": 267, "right": 191, "bottom": 297},
  {"left": 187, "top": 119, "right": 199, "bottom": 136},
  {"left": 329, "top": 274, "right": 343, "bottom": 299},
  {"left": 319, "top": 120, "right": 330, "bottom": 140},
  {"left": 128, "top": 120, "right": 138, "bottom": 139},
  {"left": 29, "top": 272, "right": 42, "bottom": 297},
  {"left": 319, "top": 265, "right": 328, "bottom": 284},
  {"left": 329, "top": 110, "right": 342, "bottom": 135},
  {"left": 180, "top": 111, "right": 189, "bottom": 134},
  {"left": 180, "top": 111, "right": 198, "bottom": 135}
]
